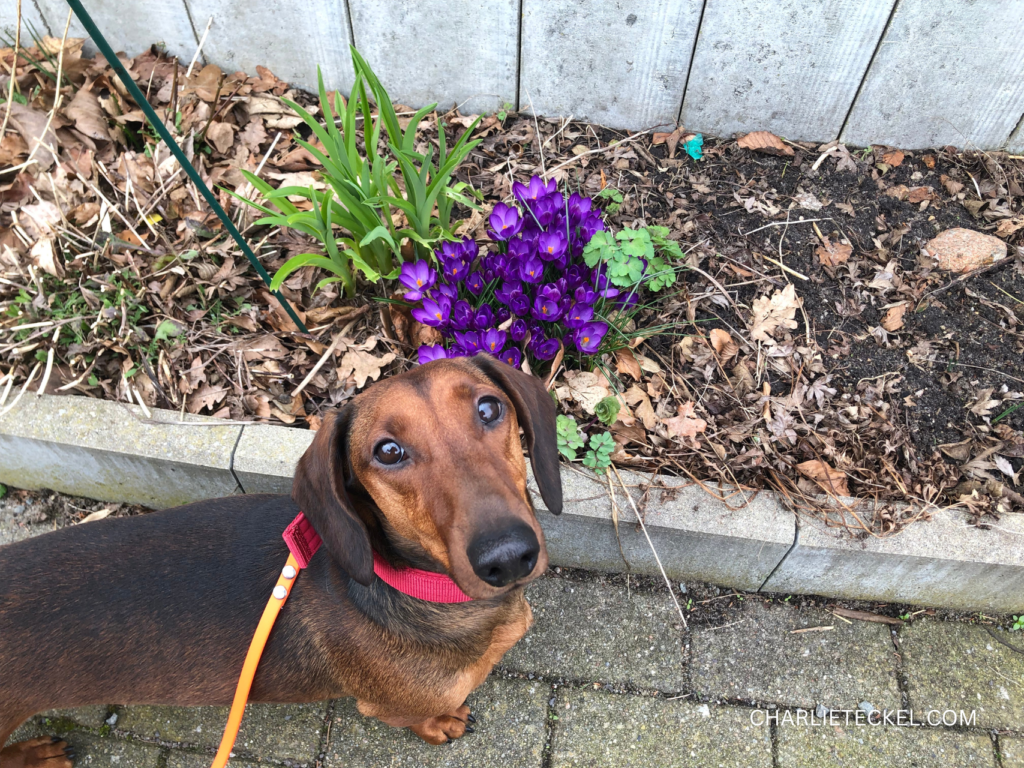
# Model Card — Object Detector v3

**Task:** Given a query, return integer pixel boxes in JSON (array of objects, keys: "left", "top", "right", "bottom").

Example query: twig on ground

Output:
[
  {"left": 186, "top": 17, "right": 213, "bottom": 78},
  {"left": 0, "top": 361, "right": 40, "bottom": 418}
]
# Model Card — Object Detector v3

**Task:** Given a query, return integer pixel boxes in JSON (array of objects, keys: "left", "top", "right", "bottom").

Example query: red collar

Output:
[{"left": 283, "top": 512, "right": 473, "bottom": 603}]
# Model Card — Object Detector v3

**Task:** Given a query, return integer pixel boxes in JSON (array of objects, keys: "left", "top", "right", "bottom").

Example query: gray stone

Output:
[
  {"left": 901, "top": 619, "right": 1024, "bottom": 729},
  {"left": 232, "top": 423, "right": 312, "bottom": 495},
  {"left": 183, "top": 0, "right": 354, "bottom": 94},
  {"left": 0, "top": 394, "right": 241, "bottom": 509},
  {"left": 842, "top": 0, "right": 1024, "bottom": 150},
  {"left": 690, "top": 600, "right": 901, "bottom": 710},
  {"left": 681, "top": 0, "right": 893, "bottom": 142},
  {"left": 502, "top": 574, "right": 685, "bottom": 691},
  {"left": 519, "top": 0, "right": 702, "bottom": 130},
  {"left": 777, "top": 722, "right": 995, "bottom": 767},
  {"left": 348, "top": 0, "right": 517, "bottom": 116},
  {"left": 34, "top": 0, "right": 197, "bottom": 60},
  {"left": 533, "top": 466, "right": 795, "bottom": 591},
  {"left": 166, "top": 753, "right": 265, "bottom": 768},
  {"left": 1003, "top": 738, "right": 1024, "bottom": 768},
  {"left": 324, "top": 678, "right": 548, "bottom": 768},
  {"left": 550, "top": 690, "right": 771, "bottom": 768},
  {"left": 6, "top": 728, "right": 163, "bottom": 768},
  {"left": 1, "top": 0, "right": 50, "bottom": 39},
  {"left": 36, "top": 707, "right": 111, "bottom": 730},
  {"left": 761, "top": 508, "right": 1024, "bottom": 613},
  {"left": 116, "top": 703, "right": 325, "bottom": 763}
]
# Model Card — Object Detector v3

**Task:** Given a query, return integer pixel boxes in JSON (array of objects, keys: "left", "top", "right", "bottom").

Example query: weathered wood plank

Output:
[
  {"left": 348, "top": 0, "right": 517, "bottom": 116},
  {"left": 519, "top": 0, "right": 703, "bottom": 130},
  {"left": 842, "top": 0, "right": 1024, "bottom": 150},
  {"left": 183, "top": 0, "right": 353, "bottom": 93},
  {"left": 681, "top": 0, "right": 895, "bottom": 142},
  {"left": 34, "top": 0, "right": 196, "bottom": 60}
]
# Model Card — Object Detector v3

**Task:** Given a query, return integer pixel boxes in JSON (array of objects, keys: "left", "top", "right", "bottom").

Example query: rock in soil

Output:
[{"left": 921, "top": 227, "right": 1007, "bottom": 272}]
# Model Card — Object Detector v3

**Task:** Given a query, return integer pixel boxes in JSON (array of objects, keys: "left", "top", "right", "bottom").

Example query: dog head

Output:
[{"left": 291, "top": 354, "right": 562, "bottom": 599}]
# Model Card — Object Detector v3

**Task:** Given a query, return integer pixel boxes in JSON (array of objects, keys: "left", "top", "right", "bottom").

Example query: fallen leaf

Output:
[
  {"left": 921, "top": 154, "right": 936, "bottom": 169},
  {"left": 881, "top": 303, "right": 907, "bottom": 332},
  {"left": 556, "top": 370, "right": 611, "bottom": 414},
  {"left": 815, "top": 237, "right": 852, "bottom": 267},
  {"left": 205, "top": 121, "right": 236, "bottom": 154},
  {"left": 79, "top": 508, "right": 113, "bottom": 523},
  {"left": 337, "top": 349, "right": 396, "bottom": 389},
  {"left": 907, "top": 186, "right": 936, "bottom": 204},
  {"left": 1, "top": 102, "right": 59, "bottom": 169},
  {"left": 994, "top": 218, "right": 1024, "bottom": 239},
  {"left": 881, "top": 149, "right": 904, "bottom": 167},
  {"left": 793, "top": 190, "right": 823, "bottom": 211},
  {"left": 662, "top": 402, "right": 707, "bottom": 447},
  {"left": 188, "top": 383, "right": 228, "bottom": 412},
  {"left": 614, "top": 348, "right": 642, "bottom": 380},
  {"left": 730, "top": 362, "right": 755, "bottom": 397},
  {"left": 709, "top": 328, "right": 738, "bottom": 359},
  {"left": 29, "top": 237, "right": 64, "bottom": 278},
  {"left": 832, "top": 608, "right": 902, "bottom": 625},
  {"left": 65, "top": 85, "right": 111, "bottom": 141},
  {"left": 795, "top": 459, "right": 850, "bottom": 496},
  {"left": 737, "top": 131, "right": 794, "bottom": 157},
  {"left": 749, "top": 284, "right": 802, "bottom": 342},
  {"left": 232, "top": 335, "right": 288, "bottom": 362}
]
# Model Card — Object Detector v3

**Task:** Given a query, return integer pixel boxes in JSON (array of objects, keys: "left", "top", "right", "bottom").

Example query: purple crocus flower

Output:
[
  {"left": 565, "top": 302, "right": 594, "bottom": 329},
  {"left": 417, "top": 344, "right": 449, "bottom": 364},
  {"left": 441, "top": 256, "right": 470, "bottom": 283},
  {"left": 519, "top": 252, "right": 545, "bottom": 284},
  {"left": 411, "top": 295, "right": 451, "bottom": 327},
  {"left": 399, "top": 260, "right": 437, "bottom": 302},
  {"left": 564, "top": 264, "right": 591, "bottom": 290},
  {"left": 574, "top": 321, "right": 608, "bottom": 355},
  {"left": 537, "top": 230, "right": 568, "bottom": 262},
  {"left": 567, "top": 192, "right": 592, "bottom": 224},
  {"left": 574, "top": 285, "right": 598, "bottom": 305},
  {"left": 435, "top": 282, "right": 458, "bottom": 301},
  {"left": 473, "top": 305, "right": 494, "bottom": 331},
  {"left": 532, "top": 294, "right": 562, "bottom": 323},
  {"left": 450, "top": 300, "right": 474, "bottom": 331},
  {"left": 530, "top": 195, "right": 559, "bottom": 228},
  {"left": 488, "top": 202, "right": 523, "bottom": 241},
  {"left": 506, "top": 237, "right": 531, "bottom": 264},
  {"left": 509, "top": 291, "right": 531, "bottom": 317},
  {"left": 482, "top": 328, "right": 507, "bottom": 355},
  {"left": 495, "top": 306, "right": 512, "bottom": 324},
  {"left": 512, "top": 176, "right": 558, "bottom": 206},
  {"left": 458, "top": 236, "right": 479, "bottom": 261},
  {"left": 454, "top": 330, "right": 482, "bottom": 354},
  {"left": 466, "top": 271, "right": 486, "bottom": 296},
  {"left": 500, "top": 346, "right": 522, "bottom": 368},
  {"left": 495, "top": 279, "right": 520, "bottom": 305},
  {"left": 509, "top": 318, "right": 528, "bottom": 342},
  {"left": 534, "top": 337, "right": 561, "bottom": 360}
]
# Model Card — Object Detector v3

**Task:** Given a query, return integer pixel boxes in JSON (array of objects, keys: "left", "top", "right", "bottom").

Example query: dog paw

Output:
[
  {"left": 0, "top": 736, "right": 75, "bottom": 767},
  {"left": 410, "top": 704, "right": 474, "bottom": 745}
]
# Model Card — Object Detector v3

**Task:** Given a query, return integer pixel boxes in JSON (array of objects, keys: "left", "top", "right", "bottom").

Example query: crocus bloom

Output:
[
  {"left": 574, "top": 285, "right": 598, "bottom": 305},
  {"left": 473, "top": 305, "right": 494, "bottom": 330},
  {"left": 565, "top": 302, "right": 594, "bottom": 329},
  {"left": 534, "top": 337, "right": 561, "bottom": 360},
  {"left": 454, "top": 330, "right": 482, "bottom": 354},
  {"left": 495, "top": 280, "right": 520, "bottom": 305},
  {"left": 450, "top": 300, "right": 474, "bottom": 331},
  {"left": 532, "top": 294, "right": 562, "bottom": 322},
  {"left": 441, "top": 256, "right": 469, "bottom": 283},
  {"left": 509, "top": 319, "right": 528, "bottom": 342},
  {"left": 495, "top": 306, "right": 512, "bottom": 324},
  {"left": 519, "top": 252, "right": 545, "bottom": 284},
  {"left": 509, "top": 291, "right": 531, "bottom": 317},
  {"left": 574, "top": 321, "right": 608, "bottom": 355},
  {"left": 512, "top": 176, "right": 558, "bottom": 206},
  {"left": 537, "top": 230, "right": 568, "bottom": 262},
  {"left": 500, "top": 346, "right": 522, "bottom": 368},
  {"left": 482, "top": 328, "right": 507, "bottom": 355},
  {"left": 417, "top": 344, "right": 448, "bottom": 364},
  {"left": 488, "top": 202, "right": 523, "bottom": 241},
  {"left": 567, "top": 192, "right": 592, "bottom": 224},
  {"left": 466, "top": 271, "right": 486, "bottom": 296},
  {"left": 435, "top": 282, "right": 458, "bottom": 301},
  {"left": 399, "top": 260, "right": 437, "bottom": 301},
  {"left": 411, "top": 296, "right": 451, "bottom": 327}
]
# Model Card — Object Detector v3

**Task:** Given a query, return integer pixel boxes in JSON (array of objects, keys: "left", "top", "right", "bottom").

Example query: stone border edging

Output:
[{"left": 1, "top": 393, "right": 1021, "bottom": 612}]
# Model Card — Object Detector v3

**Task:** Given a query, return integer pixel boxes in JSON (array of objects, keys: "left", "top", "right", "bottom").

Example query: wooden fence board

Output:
[
  {"left": 680, "top": 0, "right": 895, "bottom": 142},
  {"left": 842, "top": 0, "right": 1024, "bottom": 150},
  {"left": 348, "top": 0, "right": 518, "bottom": 116},
  {"left": 519, "top": 0, "right": 703, "bottom": 130}
]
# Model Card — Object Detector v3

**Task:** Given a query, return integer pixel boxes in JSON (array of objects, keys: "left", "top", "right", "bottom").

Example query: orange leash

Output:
[{"left": 210, "top": 553, "right": 300, "bottom": 768}]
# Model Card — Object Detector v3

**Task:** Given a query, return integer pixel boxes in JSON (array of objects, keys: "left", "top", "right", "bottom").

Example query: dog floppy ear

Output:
[
  {"left": 470, "top": 353, "right": 563, "bottom": 515},
  {"left": 291, "top": 405, "right": 374, "bottom": 585}
]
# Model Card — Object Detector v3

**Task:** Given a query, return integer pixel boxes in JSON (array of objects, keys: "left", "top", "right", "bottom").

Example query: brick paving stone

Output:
[
  {"left": 901, "top": 619, "right": 1024, "bottom": 729},
  {"left": 166, "top": 752, "right": 267, "bottom": 768},
  {"left": 777, "top": 722, "right": 995, "bottom": 767},
  {"left": 1003, "top": 737, "right": 1024, "bottom": 768},
  {"left": 549, "top": 689, "right": 770, "bottom": 768},
  {"left": 690, "top": 600, "right": 901, "bottom": 710},
  {"left": 323, "top": 678, "right": 548, "bottom": 768},
  {"left": 502, "top": 575, "right": 685, "bottom": 691},
  {"left": 116, "top": 703, "right": 325, "bottom": 764}
]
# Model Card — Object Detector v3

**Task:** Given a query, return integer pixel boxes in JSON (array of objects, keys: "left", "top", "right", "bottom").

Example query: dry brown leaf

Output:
[
  {"left": 831, "top": 608, "right": 903, "bottom": 625},
  {"left": 737, "top": 131, "right": 794, "bottom": 157},
  {"left": 994, "top": 217, "right": 1024, "bottom": 239},
  {"left": 882, "top": 149, "right": 904, "bottom": 167},
  {"left": 337, "top": 349, "right": 396, "bottom": 389},
  {"left": 205, "top": 121, "right": 236, "bottom": 154},
  {"left": 709, "top": 328, "right": 738, "bottom": 359},
  {"left": 232, "top": 335, "right": 288, "bottom": 362},
  {"left": 79, "top": 508, "right": 114, "bottom": 524},
  {"left": 65, "top": 85, "right": 111, "bottom": 141},
  {"left": 749, "top": 284, "right": 802, "bottom": 342},
  {"left": 2, "top": 102, "right": 59, "bottom": 170},
  {"left": 730, "top": 362, "right": 755, "bottom": 397},
  {"left": 921, "top": 154, "right": 936, "bottom": 169},
  {"left": 907, "top": 186, "right": 936, "bottom": 204},
  {"left": 662, "top": 402, "right": 707, "bottom": 447},
  {"left": 556, "top": 370, "right": 611, "bottom": 414},
  {"left": 885, "top": 184, "right": 910, "bottom": 201},
  {"left": 881, "top": 303, "right": 907, "bottom": 332},
  {"left": 29, "top": 237, "right": 64, "bottom": 278},
  {"left": 614, "top": 347, "right": 642, "bottom": 380},
  {"left": 188, "top": 383, "right": 228, "bottom": 413},
  {"left": 795, "top": 459, "right": 850, "bottom": 496},
  {"left": 815, "top": 237, "right": 853, "bottom": 267}
]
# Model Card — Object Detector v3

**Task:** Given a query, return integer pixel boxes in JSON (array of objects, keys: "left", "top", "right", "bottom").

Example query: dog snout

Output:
[{"left": 467, "top": 522, "right": 540, "bottom": 587}]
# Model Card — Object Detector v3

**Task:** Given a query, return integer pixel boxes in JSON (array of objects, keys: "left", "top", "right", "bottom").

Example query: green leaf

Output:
[
  {"left": 556, "top": 414, "right": 585, "bottom": 461},
  {"left": 270, "top": 253, "right": 348, "bottom": 292},
  {"left": 594, "top": 396, "right": 621, "bottom": 426},
  {"left": 154, "top": 320, "right": 183, "bottom": 342},
  {"left": 0, "top": 483, "right": 6, "bottom": 498},
  {"left": 583, "top": 431, "right": 615, "bottom": 472}
]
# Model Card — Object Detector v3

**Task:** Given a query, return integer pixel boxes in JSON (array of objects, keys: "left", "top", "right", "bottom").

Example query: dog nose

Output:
[{"left": 467, "top": 523, "right": 540, "bottom": 587}]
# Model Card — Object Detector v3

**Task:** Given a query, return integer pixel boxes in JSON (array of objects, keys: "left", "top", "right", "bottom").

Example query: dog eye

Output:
[
  {"left": 478, "top": 396, "right": 502, "bottom": 424},
  {"left": 374, "top": 440, "right": 405, "bottom": 465}
]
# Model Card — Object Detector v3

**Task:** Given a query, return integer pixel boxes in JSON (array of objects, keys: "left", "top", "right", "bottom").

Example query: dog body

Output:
[{"left": 1, "top": 356, "right": 562, "bottom": 766}]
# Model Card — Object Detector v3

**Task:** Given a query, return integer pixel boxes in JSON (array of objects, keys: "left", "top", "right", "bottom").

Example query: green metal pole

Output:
[{"left": 64, "top": 0, "right": 310, "bottom": 334}]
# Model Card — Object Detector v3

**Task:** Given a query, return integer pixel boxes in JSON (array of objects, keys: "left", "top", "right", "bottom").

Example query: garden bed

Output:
[{"left": 1, "top": 37, "right": 1022, "bottom": 535}]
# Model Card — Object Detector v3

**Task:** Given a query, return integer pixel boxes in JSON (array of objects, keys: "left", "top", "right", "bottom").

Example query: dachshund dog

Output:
[{"left": 0, "top": 354, "right": 562, "bottom": 767}]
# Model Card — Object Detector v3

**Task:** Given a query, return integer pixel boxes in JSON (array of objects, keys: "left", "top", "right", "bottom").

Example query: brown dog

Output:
[{"left": 0, "top": 354, "right": 562, "bottom": 767}]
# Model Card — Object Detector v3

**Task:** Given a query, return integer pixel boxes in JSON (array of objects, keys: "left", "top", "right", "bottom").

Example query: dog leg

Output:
[
  {"left": 408, "top": 704, "right": 474, "bottom": 745},
  {"left": 0, "top": 735, "right": 74, "bottom": 768}
]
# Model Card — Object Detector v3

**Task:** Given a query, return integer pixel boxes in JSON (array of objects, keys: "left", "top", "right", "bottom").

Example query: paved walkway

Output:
[{"left": 3, "top": 497, "right": 1023, "bottom": 767}]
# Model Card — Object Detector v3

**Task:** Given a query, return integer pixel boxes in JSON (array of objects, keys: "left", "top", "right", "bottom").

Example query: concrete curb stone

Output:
[
  {"left": 2, "top": 394, "right": 1023, "bottom": 612},
  {"left": 1003, "top": 738, "right": 1024, "bottom": 768}
]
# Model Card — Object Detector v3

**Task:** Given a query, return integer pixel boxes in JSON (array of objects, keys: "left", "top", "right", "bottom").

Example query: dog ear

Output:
[
  {"left": 291, "top": 405, "right": 374, "bottom": 585},
  {"left": 470, "top": 353, "right": 563, "bottom": 515}
]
